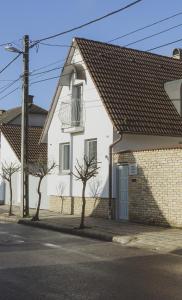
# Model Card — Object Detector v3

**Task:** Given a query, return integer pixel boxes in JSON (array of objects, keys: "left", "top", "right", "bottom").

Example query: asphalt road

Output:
[{"left": 0, "top": 222, "right": 181, "bottom": 300}]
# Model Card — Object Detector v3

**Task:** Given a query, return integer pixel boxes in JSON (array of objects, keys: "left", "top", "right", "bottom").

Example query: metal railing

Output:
[{"left": 59, "top": 98, "right": 83, "bottom": 128}]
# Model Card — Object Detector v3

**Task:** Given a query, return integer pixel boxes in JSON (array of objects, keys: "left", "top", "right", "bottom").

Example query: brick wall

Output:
[
  {"left": 49, "top": 195, "right": 110, "bottom": 218},
  {"left": 115, "top": 148, "right": 182, "bottom": 227}
]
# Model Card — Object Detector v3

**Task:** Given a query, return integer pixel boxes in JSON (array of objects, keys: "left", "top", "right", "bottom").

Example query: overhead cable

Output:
[
  {"left": 108, "top": 11, "right": 182, "bottom": 43},
  {"left": 0, "top": 54, "right": 21, "bottom": 75},
  {"left": 31, "top": 0, "right": 142, "bottom": 46},
  {"left": 124, "top": 22, "right": 182, "bottom": 47},
  {"left": 146, "top": 37, "right": 182, "bottom": 51}
]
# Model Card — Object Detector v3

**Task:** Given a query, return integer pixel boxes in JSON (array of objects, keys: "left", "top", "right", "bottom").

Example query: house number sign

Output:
[{"left": 129, "top": 163, "right": 138, "bottom": 176}]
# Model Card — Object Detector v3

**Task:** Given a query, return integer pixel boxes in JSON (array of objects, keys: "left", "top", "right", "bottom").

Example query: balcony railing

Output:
[{"left": 59, "top": 98, "right": 84, "bottom": 130}]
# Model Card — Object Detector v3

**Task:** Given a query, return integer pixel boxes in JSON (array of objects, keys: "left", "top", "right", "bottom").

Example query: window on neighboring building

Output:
[
  {"left": 59, "top": 143, "right": 70, "bottom": 173},
  {"left": 85, "top": 139, "right": 97, "bottom": 165}
]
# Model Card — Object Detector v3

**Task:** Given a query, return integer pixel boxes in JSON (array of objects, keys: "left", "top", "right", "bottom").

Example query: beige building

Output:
[{"left": 114, "top": 147, "right": 182, "bottom": 228}]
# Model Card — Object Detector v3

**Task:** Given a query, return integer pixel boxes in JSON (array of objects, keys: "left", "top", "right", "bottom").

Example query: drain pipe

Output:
[{"left": 108, "top": 132, "right": 123, "bottom": 219}]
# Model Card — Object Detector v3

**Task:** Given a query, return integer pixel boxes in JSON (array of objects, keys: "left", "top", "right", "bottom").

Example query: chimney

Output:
[
  {"left": 0, "top": 110, "right": 6, "bottom": 115},
  {"left": 28, "top": 95, "right": 34, "bottom": 104},
  {"left": 164, "top": 79, "right": 182, "bottom": 116},
  {"left": 172, "top": 48, "right": 182, "bottom": 60}
]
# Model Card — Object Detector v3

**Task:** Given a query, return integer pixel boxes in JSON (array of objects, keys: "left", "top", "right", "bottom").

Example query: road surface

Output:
[{"left": 0, "top": 222, "right": 181, "bottom": 299}]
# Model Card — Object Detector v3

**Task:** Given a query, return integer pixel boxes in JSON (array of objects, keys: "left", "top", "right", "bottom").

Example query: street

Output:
[{"left": 0, "top": 222, "right": 181, "bottom": 300}]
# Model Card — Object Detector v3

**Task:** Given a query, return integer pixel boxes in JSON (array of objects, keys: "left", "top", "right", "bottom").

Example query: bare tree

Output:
[
  {"left": 72, "top": 156, "right": 100, "bottom": 229},
  {"left": 0, "top": 162, "right": 20, "bottom": 216},
  {"left": 28, "top": 160, "right": 56, "bottom": 221}
]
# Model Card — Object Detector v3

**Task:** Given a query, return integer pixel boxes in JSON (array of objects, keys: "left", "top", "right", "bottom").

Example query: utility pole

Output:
[{"left": 20, "top": 35, "right": 29, "bottom": 217}]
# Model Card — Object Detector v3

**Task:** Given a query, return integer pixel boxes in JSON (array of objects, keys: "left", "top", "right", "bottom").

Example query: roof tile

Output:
[
  {"left": 1, "top": 125, "right": 47, "bottom": 162},
  {"left": 75, "top": 37, "right": 182, "bottom": 136}
]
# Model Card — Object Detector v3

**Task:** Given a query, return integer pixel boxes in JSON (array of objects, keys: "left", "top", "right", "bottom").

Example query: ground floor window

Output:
[
  {"left": 85, "top": 139, "right": 97, "bottom": 164},
  {"left": 59, "top": 142, "right": 70, "bottom": 173}
]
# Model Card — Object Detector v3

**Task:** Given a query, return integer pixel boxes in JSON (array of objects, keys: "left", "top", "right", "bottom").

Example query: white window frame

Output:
[
  {"left": 59, "top": 142, "right": 70, "bottom": 174},
  {"left": 85, "top": 139, "right": 97, "bottom": 166}
]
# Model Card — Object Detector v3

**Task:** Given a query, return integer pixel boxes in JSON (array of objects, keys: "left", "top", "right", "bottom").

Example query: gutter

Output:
[{"left": 108, "top": 132, "right": 123, "bottom": 219}]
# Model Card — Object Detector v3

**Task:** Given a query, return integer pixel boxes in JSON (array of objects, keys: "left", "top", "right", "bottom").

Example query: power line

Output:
[
  {"left": 0, "top": 54, "right": 21, "bottom": 75},
  {"left": 108, "top": 11, "right": 182, "bottom": 43},
  {"left": 0, "top": 59, "right": 84, "bottom": 96},
  {"left": 30, "top": 75, "right": 60, "bottom": 85},
  {"left": 30, "top": 57, "right": 84, "bottom": 79},
  {"left": 30, "top": 66, "right": 62, "bottom": 77},
  {"left": 30, "top": 60, "right": 86, "bottom": 84},
  {"left": 39, "top": 42, "right": 74, "bottom": 48},
  {"left": 0, "top": 86, "right": 20, "bottom": 102},
  {"left": 146, "top": 37, "right": 182, "bottom": 52},
  {"left": 31, "top": 0, "right": 142, "bottom": 46},
  {"left": 124, "top": 22, "right": 182, "bottom": 47},
  {"left": 0, "top": 76, "right": 21, "bottom": 95},
  {"left": 30, "top": 58, "right": 67, "bottom": 74}
]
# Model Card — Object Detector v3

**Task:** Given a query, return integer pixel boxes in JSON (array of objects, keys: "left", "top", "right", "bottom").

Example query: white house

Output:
[
  {"left": 0, "top": 125, "right": 48, "bottom": 209},
  {"left": 41, "top": 38, "right": 182, "bottom": 223},
  {"left": 0, "top": 98, "right": 48, "bottom": 209}
]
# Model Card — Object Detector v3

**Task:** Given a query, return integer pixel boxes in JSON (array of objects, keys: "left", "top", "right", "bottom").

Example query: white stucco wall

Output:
[
  {"left": 0, "top": 133, "right": 20, "bottom": 204},
  {"left": 48, "top": 47, "right": 113, "bottom": 198}
]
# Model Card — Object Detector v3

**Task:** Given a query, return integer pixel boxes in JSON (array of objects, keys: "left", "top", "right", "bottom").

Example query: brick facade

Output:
[
  {"left": 115, "top": 147, "right": 182, "bottom": 227},
  {"left": 49, "top": 195, "right": 109, "bottom": 218}
]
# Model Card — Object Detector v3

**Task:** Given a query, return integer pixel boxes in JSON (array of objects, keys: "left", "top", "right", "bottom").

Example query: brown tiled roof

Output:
[
  {"left": 1, "top": 125, "right": 47, "bottom": 162},
  {"left": 75, "top": 37, "right": 182, "bottom": 137},
  {"left": 0, "top": 104, "right": 47, "bottom": 124}
]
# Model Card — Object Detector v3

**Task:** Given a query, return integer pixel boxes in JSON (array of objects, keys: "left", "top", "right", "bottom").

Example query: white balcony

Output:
[{"left": 59, "top": 98, "right": 84, "bottom": 133}]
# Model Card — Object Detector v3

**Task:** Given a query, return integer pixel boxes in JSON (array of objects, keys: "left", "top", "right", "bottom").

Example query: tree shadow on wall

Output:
[
  {"left": 56, "top": 151, "right": 171, "bottom": 228},
  {"left": 109, "top": 152, "right": 170, "bottom": 227}
]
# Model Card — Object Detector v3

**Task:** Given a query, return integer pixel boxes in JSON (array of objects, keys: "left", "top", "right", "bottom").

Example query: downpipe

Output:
[{"left": 108, "top": 132, "right": 123, "bottom": 219}]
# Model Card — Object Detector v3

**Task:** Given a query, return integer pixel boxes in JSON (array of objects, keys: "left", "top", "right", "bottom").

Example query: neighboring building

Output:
[
  {"left": 0, "top": 96, "right": 47, "bottom": 127},
  {"left": 0, "top": 125, "right": 47, "bottom": 209},
  {"left": 41, "top": 37, "right": 182, "bottom": 227},
  {"left": 0, "top": 98, "right": 48, "bottom": 208}
]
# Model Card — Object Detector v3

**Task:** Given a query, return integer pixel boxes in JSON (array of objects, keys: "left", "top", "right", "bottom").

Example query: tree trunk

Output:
[
  {"left": 32, "top": 177, "right": 43, "bottom": 221},
  {"left": 9, "top": 179, "right": 13, "bottom": 216},
  {"left": 79, "top": 182, "right": 86, "bottom": 229}
]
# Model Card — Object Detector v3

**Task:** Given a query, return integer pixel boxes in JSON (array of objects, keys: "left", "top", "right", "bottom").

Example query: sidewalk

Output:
[{"left": 1, "top": 205, "right": 182, "bottom": 254}]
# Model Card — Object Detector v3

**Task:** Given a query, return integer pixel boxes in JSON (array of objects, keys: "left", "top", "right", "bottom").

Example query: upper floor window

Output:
[
  {"left": 59, "top": 143, "right": 70, "bottom": 173},
  {"left": 71, "top": 84, "right": 82, "bottom": 127}
]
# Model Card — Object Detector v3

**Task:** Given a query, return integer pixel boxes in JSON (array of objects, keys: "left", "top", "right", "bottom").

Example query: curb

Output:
[
  {"left": 18, "top": 219, "right": 113, "bottom": 242},
  {"left": 0, "top": 215, "right": 19, "bottom": 223}
]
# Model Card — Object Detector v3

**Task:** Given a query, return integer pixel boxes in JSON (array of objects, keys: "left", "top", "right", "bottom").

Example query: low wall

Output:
[
  {"left": 48, "top": 195, "right": 110, "bottom": 218},
  {"left": 115, "top": 147, "right": 182, "bottom": 227}
]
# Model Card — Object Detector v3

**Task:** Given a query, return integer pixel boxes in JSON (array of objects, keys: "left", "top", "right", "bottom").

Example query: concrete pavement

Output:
[
  {"left": 20, "top": 214, "right": 182, "bottom": 254},
  {"left": 1, "top": 205, "right": 182, "bottom": 254}
]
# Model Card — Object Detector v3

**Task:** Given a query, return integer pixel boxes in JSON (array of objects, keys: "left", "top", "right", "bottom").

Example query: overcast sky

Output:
[{"left": 0, "top": 0, "right": 182, "bottom": 110}]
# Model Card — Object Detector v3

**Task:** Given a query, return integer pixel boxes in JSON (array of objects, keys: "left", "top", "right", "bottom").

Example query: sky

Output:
[{"left": 1, "top": 0, "right": 182, "bottom": 110}]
